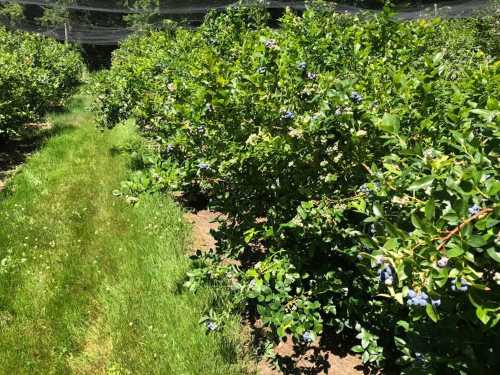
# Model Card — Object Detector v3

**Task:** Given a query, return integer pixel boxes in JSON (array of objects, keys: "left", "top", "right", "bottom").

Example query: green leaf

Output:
[
  {"left": 411, "top": 214, "right": 423, "bottom": 229},
  {"left": 352, "top": 345, "right": 364, "bottom": 353},
  {"left": 377, "top": 113, "right": 400, "bottom": 134},
  {"left": 446, "top": 246, "right": 464, "bottom": 258},
  {"left": 425, "top": 199, "right": 435, "bottom": 221},
  {"left": 373, "top": 203, "right": 383, "bottom": 217},
  {"left": 277, "top": 325, "right": 286, "bottom": 338},
  {"left": 467, "top": 235, "right": 486, "bottom": 248},
  {"left": 361, "top": 338, "right": 369, "bottom": 349},
  {"left": 362, "top": 350, "right": 370, "bottom": 363},
  {"left": 486, "top": 248, "right": 500, "bottom": 263},
  {"left": 426, "top": 304, "right": 439, "bottom": 323},
  {"left": 476, "top": 306, "right": 491, "bottom": 325},
  {"left": 384, "top": 238, "right": 398, "bottom": 250},
  {"left": 408, "top": 176, "right": 434, "bottom": 191}
]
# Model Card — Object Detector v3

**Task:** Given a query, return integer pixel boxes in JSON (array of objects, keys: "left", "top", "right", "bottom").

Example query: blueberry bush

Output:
[
  {"left": 93, "top": 3, "right": 499, "bottom": 373},
  {"left": 0, "top": 27, "right": 83, "bottom": 137}
]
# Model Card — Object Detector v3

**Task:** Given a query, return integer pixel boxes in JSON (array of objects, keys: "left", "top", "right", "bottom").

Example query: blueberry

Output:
[
  {"left": 420, "top": 298, "right": 429, "bottom": 307},
  {"left": 166, "top": 144, "right": 174, "bottom": 152},
  {"left": 198, "top": 162, "right": 210, "bottom": 170},
  {"left": 257, "top": 66, "right": 267, "bottom": 74},
  {"left": 437, "top": 257, "right": 448, "bottom": 268},
  {"left": 197, "top": 126, "right": 205, "bottom": 134},
  {"left": 306, "top": 72, "right": 317, "bottom": 80},
  {"left": 350, "top": 91, "right": 363, "bottom": 104},
  {"left": 406, "top": 290, "right": 429, "bottom": 307},
  {"left": 379, "top": 266, "right": 393, "bottom": 284},
  {"left": 468, "top": 204, "right": 481, "bottom": 216},
  {"left": 431, "top": 299, "right": 441, "bottom": 307},
  {"left": 302, "top": 331, "right": 314, "bottom": 343},
  {"left": 359, "top": 184, "right": 370, "bottom": 195},
  {"left": 451, "top": 277, "right": 469, "bottom": 292},
  {"left": 415, "top": 352, "right": 425, "bottom": 363},
  {"left": 281, "top": 111, "right": 294, "bottom": 120},
  {"left": 297, "top": 61, "right": 307, "bottom": 70},
  {"left": 265, "top": 39, "right": 277, "bottom": 49},
  {"left": 206, "top": 321, "right": 218, "bottom": 331}
]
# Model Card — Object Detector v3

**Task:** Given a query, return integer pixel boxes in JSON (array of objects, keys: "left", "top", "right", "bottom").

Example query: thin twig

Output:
[
  {"left": 437, "top": 208, "right": 493, "bottom": 251},
  {"left": 362, "top": 163, "right": 372, "bottom": 175}
]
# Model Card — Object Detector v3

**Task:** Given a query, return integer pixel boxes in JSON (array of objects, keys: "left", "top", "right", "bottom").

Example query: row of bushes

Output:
[
  {"left": 93, "top": 4, "right": 499, "bottom": 374},
  {"left": 0, "top": 27, "right": 83, "bottom": 137}
]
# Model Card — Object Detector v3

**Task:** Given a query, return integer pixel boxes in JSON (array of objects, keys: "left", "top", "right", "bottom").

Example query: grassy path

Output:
[{"left": 0, "top": 94, "right": 243, "bottom": 374}]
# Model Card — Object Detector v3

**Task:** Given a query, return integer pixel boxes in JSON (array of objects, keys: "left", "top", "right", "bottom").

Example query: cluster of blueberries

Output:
[
  {"left": 297, "top": 61, "right": 317, "bottom": 80},
  {"left": 378, "top": 265, "right": 394, "bottom": 285},
  {"left": 359, "top": 182, "right": 380, "bottom": 201},
  {"left": 450, "top": 278, "right": 469, "bottom": 292},
  {"left": 359, "top": 184, "right": 370, "bottom": 195},
  {"left": 306, "top": 72, "right": 318, "bottom": 80},
  {"left": 407, "top": 290, "right": 441, "bottom": 307},
  {"left": 265, "top": 39, "right": 277, "bottom": 49},
  {"left": 350, "top": 91, "right": 363, "bottom": 104}
]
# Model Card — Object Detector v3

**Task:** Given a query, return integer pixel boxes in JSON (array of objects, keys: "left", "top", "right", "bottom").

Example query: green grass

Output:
[{"left": 0, "top": 94, "right": 244, "bottom": 374}]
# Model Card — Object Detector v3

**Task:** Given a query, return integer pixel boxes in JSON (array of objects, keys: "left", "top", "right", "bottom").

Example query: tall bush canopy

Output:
[
  {"left": 93, "top": 4, "right": 499, "bottom": 373},
  {"left": 0, "top": 27, "right": 83, "bottom": 137}
]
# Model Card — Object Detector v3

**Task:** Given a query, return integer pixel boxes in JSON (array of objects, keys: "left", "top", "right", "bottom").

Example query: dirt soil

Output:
[
  {"left": 184, "top": 209, "right": 220, "bottom": 252},
  {"left": 185, "top": 209, "right": 365, "bottom": 375}
]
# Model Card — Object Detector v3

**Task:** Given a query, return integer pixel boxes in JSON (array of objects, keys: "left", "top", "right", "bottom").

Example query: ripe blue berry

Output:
[
  {"left": 302, "top": 331, "right": 313, "bottom": 343},
  {"left": 350, "top": 91, "right": 363, "bottom": 104},
  {"left": 437, "top": 257, "right": 448, "bottom": 268},
  {"left": 468, "top": 204, "right": 481, "bottom": 216},
  {"left": 306, "top": 72, "right": 317, "bottom": 80},
  {"left": 206, "top": 321, "right": 218, "bottom": 332},
  {"left": 406, "top": 289, "right": 429, "bottom": 307},
  {"left": 431, "top": 299, "right": 441, "bottom": 307},
  {"left": 265, "top": 39, "right": 277, "bottom": 49}
]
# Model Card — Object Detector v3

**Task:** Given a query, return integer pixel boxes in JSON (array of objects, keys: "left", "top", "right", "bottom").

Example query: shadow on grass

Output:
[{"left": 0, "top": 121, "right": 77, "bottom": 192}]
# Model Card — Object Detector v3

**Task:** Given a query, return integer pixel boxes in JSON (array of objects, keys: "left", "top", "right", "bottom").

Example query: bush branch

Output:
[{"left": 437, "top": 208, "right": 493, "bottom": 251}]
